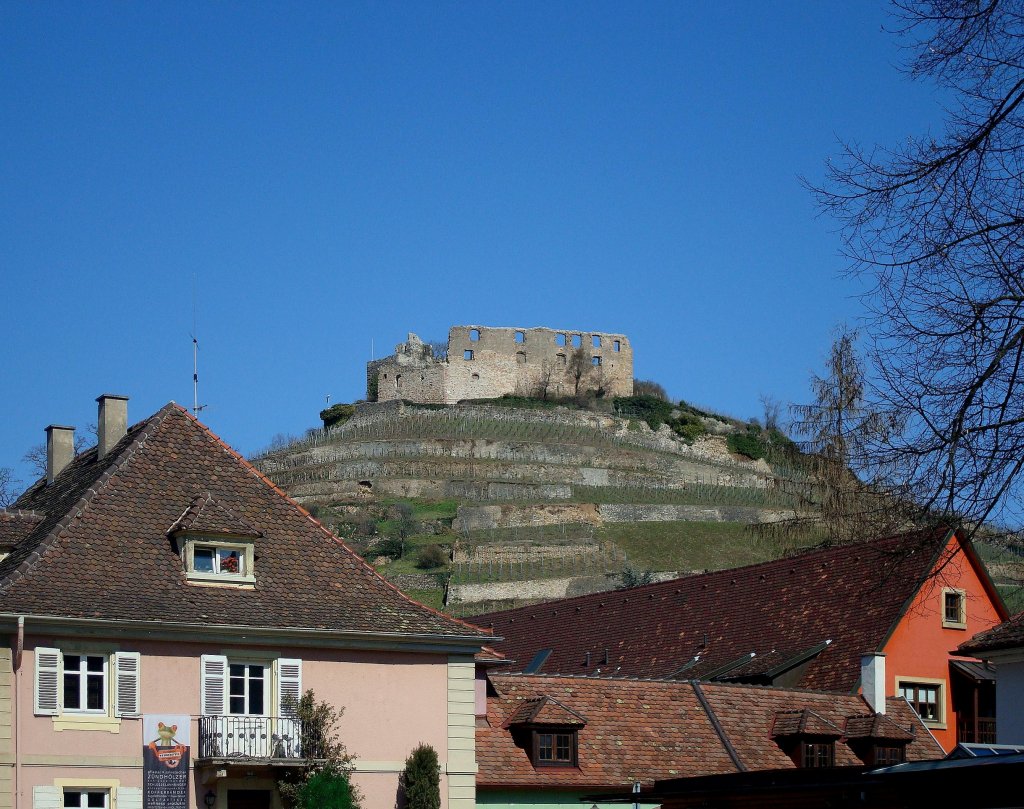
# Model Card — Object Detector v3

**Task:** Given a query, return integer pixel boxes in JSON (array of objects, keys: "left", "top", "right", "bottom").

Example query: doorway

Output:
[{"left": 227, "top": 789, "right": 272, "bottom": 809}]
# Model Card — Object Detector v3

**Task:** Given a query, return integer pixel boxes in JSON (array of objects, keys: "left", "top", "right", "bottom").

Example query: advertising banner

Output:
[{"left": 143, "top": 714, "right": 191, "bottom": 809}]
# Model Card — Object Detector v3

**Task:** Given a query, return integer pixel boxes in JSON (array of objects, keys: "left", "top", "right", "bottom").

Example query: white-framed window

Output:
[
  {"left": 62, "top": 654, "right": 106, "bottom": 714},
  {"left": 942, "top": 587, "right": 967, "bottom": 629},
  {"left": 62, "top": 789, "right": 109, "bottom": 808},
  {"left": 180, "top": 536, "right": 255, "bottom": 585},
  {"left": 34, "top": 647, "right": 140, "bottom": 719},
  {"left": 201, "top": 655, "right": 301, "bottom": 717},
  {"left": 897, "top": 676, "right": 946, "bottom": 727}
]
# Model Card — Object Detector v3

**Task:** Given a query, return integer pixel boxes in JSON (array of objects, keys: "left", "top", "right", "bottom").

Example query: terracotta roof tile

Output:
[
  {"left": 0, "top": 404, "right": 491, "bottom": 640},
  {"left": 770, "top": 709, "right": 843, "bottom": 738},
  {"left": 503, "top": 695, "right": 587, "bottom": 727},
  {"left": 843, "top": 713, "right": 915, "bottom": 741},
  {"left": 0, "top": 511, "right": 43, "bottom": 549},
  {"left": 960, "top": 610, "right": 1024, "bottom": 656},
  {"left": 477, "top": 529, "right": 961, "bottom": 691},
  {"left": 169, "top": 492, "right": 263, "bottom": 537},
  {"left": 477, "top": 675, "right": 942, "bottom": 790}
]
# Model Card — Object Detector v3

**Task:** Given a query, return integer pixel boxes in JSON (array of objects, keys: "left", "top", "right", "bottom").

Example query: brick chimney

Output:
[
  {"left": 861, "top": 652, "right": 886, "bottom": 714},
  {"left": 45, "top": 425, "right": 75, "bottom": 485},
  {"left": 96, "top": 394, "right": 128, "bottom": 460}
]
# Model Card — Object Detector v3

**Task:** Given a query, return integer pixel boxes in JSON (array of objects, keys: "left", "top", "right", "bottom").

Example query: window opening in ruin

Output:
[
  {"left": 592, "top": 356, "right": 602, "bottom": 366},
  {"left": 464, "top": 350, "right": 474, "bottom": 361},
  {"left": 516, "top": 352, "right": 526, "bottom": 364},
  {"left": 592, "top": 335, "right": 601, "bottom": 347},
  {"left": 395, "top": 374, "right": 402, "bottom": 389},
  {"left": 613, "top": 340, "right": 621, "bottom": 352},
  {"left": 571, "top": 334, "right": 582, "bottom": 348},
  {"left": 470, "top": 329, "right": 480, "bottom": 341},
  {"left": 557, "top": 353, "right": 567, "bottom": 366},
  {"left": 515, "top": 331, "right": 525, "bottom": 343},
  {"left": 556, "top": 334, "right": 566, "bottom": 347},
  {"left": 472, "top": 373, "right": 480, "bottom": 381}
]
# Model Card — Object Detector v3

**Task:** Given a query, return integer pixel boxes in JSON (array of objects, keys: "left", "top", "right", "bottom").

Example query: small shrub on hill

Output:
[
  {"left": 416, "top": 544, "right": 448, "bottom": 570},
  {"left": 613, "top": 395, "right": 674, "bottom": 430},
  {"left": 727, "top": 426, "right": 766, "bottom": 460},
  {"left": 374, "top": 537, "right": 405, "bottom": 561},
  {"left": 321, "top": 403, "right": 356, "bottom": 429},
  {"left": 633, "top": 379, "right": 669, "bottom": 401}
]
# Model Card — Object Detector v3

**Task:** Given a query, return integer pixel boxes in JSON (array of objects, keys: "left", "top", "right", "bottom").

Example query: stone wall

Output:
[{"left": 370, "top": 326, "right": 633, "bottom": 404}]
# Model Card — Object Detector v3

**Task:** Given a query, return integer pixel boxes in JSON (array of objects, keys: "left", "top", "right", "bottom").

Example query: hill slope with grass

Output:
[{"left": 254, "top": 396, "right": 1023, "bottom": 615}]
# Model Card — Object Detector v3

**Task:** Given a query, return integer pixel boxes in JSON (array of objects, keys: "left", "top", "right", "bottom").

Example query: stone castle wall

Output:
[{"left": 369, "top": 326, "right": 633, "bottom": 404}]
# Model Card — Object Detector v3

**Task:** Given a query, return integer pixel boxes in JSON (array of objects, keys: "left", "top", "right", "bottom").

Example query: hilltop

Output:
[{"left": 253, "top": 393, "right": 829, "bottom": 613}]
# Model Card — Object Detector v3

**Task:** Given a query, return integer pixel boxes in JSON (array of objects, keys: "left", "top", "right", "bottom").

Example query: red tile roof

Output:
[
  {"left": 960, "top": 610, "right": 1024, "bottom": 655},
  {"left": 0, "top": 404, "right": 491, "bottom": 640},
  {"left": 770, "top": 709, "right": 842, "bottom": 738},
  {"left": 503, "top": 695, "right": 587, "bottom": 728},
  {"left": 843, "top": 712, "right": 915, "bottom": 741},
  {"left": 477, "top": 674, "right": 942, "bottom": 789},
  {"left": 0, "top": 511, "right": 42, "bottom": 550},
  {"left": 476, "top": 529, "right": 983, "bottom": 691}
]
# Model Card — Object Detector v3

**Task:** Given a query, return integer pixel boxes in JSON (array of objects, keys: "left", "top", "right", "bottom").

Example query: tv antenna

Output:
[{"left": 191, "top": 275, "right": 207, "bottom": 416}]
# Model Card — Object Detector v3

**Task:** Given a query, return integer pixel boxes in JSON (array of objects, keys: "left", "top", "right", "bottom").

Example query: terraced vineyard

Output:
[{"left": 254, "top": 399, "right": 1022, "bottom": 615}]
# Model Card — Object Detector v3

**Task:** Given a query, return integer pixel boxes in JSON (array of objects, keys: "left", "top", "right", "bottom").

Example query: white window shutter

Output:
[
  {"left": 117, "top": 787, "right": 143, "bottom": 809},
  {"left": 276, "top": 658, "right": 302, "bottom": 717},
  {"left": 34, "top": 647, "right": 61, "bottom": 716},
  {"left": 32, "top": 786, "right": 61, "bottom": 809},
  {"left": 114, "top": 651, "right": 141, "bottom": 717},
  {"left": 200, "top": 654, "right": 228, "bottom": 716}
]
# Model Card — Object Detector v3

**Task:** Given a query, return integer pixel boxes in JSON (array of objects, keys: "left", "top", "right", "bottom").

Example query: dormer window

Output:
[
  {"left": 771, "top": 709, "right": 842, "bottom": 769},
  {"left": 843, "top": 712, "right": 914, "bottom": 765},
  {"left": 503, "top": 694, "right": 586, "bottom": 771},
  {"left": 800, "top": 740, "right": 835, "bottom": 768},
  {"left": 168, "top": 493, "right": 262, "bottom": 587},
  {"left": 533, "top": 729, "right": 577, "bottom": 766},
  {"left": 183, "top": 537, "right": 255, "bottom": 585}
]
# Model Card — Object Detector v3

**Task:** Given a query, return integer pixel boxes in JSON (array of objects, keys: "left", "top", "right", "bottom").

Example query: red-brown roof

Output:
[
  {"left": 476, "top": 529, "right": 988, "bottom": 691},
  {"left": 0, "top": 511, "right": 42, "bottom": 549},
  {"left": 477, "top": 674, "right": 942, "bottom": 789},
  {"left": 0, "top": 404, "right": 491, "bottom": 640},
  {"left": 960, "top": 610, "right": 1024, "bottom": 656}
]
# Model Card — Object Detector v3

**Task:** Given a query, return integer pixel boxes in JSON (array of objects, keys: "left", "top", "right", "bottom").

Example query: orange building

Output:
[{"left": 478, "top": 528, "right": 1008, "bottom": 752}]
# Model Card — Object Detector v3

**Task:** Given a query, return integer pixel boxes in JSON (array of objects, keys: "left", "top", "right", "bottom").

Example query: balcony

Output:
[
  {"left": 957, "top": 716, "right": 997, "bottom": 744},
  {"left": 197, "top": 715, "right": 326, "bottom": 761}
]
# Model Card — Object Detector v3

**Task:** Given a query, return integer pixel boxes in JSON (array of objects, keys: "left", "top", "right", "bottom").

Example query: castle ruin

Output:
[{"left": 367, "top": 326, "right": 633, "bottom": 404}]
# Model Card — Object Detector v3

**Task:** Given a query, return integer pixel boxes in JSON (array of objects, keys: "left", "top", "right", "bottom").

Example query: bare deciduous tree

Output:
[
  {"left": 567, "top": 347, "right": 591, "bottom": 397},
  {"left": 0, "top": 467, "right": 20, "bottom": 509},
  {"left": 761, "top": 331, "right": 914, "bottom": 546},
  {"left": 813, "top": 0, "right": 1024, "bottom": 534}
]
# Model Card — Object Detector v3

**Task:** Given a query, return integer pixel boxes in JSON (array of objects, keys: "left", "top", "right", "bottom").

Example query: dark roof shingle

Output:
[
  {"left": 477, "top": 528, "right": 974, "bottom": 691},
  {"left": 0, "top": 404, "right": 490, "bottom": 640}
]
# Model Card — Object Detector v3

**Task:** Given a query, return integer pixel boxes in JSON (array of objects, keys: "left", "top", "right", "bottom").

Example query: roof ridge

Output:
[
  {"left": 0, "top": 404, "right": 175, "bottom": 596},
  {"left": 172, "top": 405, "right": 493, "bottom": 639}
]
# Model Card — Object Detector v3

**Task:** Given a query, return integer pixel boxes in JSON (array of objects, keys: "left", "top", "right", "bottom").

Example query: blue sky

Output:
[{"left": 0, "top": 1, "right": 946, "bottom": 486}]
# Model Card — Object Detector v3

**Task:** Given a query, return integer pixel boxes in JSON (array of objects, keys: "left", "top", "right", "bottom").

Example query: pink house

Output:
[{"left": 0, "top": 396, "right": 492, "bottom": 809}]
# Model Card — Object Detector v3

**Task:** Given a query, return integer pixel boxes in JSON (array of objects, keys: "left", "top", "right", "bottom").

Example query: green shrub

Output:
[
  {"left": 367, "top": 371, "right": 379, "bottom": 402},
  {"left": 321, "top": 403, "right": 356, "bottom": 429},
  {"left": 296, "top": 764, "right": 358, "bottom": 809},
  {"left": 416, "top": 544, "right": 448, "bottom": 570},
  {"left": 402, "top": 744, "right": 441, "bottom": 809},
  {"left": 613, "top": 395, "right": 674, "bottom": 430},
  {"left": 669, "top": 413, "right": 707, "bottom": 442},
  {"left": 727, "top": 427, "right": 765, "bottom": 460},
  {"left": 374, "top": 537, "right": 405, "bottom": 560}
]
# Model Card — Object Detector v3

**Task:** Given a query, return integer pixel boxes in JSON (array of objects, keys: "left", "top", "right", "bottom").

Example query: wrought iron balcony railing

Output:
[{"left": 197, "top": 715, "right": 326, "bottom": 760}]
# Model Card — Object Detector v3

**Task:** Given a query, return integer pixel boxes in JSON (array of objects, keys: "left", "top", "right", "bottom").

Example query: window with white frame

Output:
[
  {"left": 201, "top": 655, "right": 301, "bottom": 717},
  {"left": 63, "top": 789, "right": 109, "bottom": 808},
  {"left": 181, "top": 536, "right": 255, "bottom": 584},
  {"left": 34, "top": 647, "right": 139, "bottom": 719},
  {"left": 62, "top": 654, "right": 106, "bottom": 713}
]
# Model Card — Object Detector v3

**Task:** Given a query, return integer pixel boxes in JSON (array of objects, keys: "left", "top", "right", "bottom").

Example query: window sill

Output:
[
  {"left": 53, "top": 714, "right": 122, "bottom": 733},
  {"left": 921, "top": 720, "right": 947, "bottom": 731},
  {"left": 186, "top": 571, "right": 256, "bottom": 587},
  {"left": 942, "top": 621, "right": 967, "bottom": 630}
]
